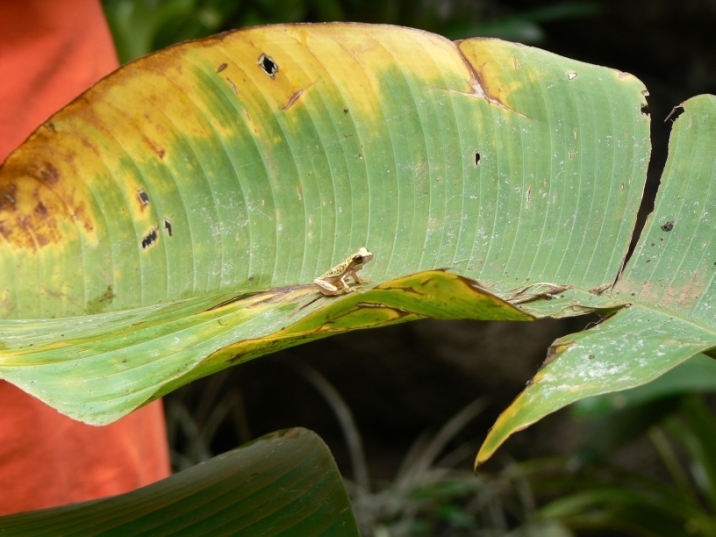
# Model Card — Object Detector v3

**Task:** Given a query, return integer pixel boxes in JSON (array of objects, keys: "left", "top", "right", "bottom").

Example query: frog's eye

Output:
[{"left": 354, "top": 255, "right": 364, "bottom": 263}]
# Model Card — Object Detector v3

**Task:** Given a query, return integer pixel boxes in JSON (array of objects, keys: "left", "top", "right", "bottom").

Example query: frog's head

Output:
[{"left": 353, "top": 247, "right": 373, "bottom": 266}]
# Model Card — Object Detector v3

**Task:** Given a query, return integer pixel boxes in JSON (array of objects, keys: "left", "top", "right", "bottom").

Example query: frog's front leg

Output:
[
  {"left": 348, "top": 269, "right": 370, "bottom": 285},
  {"left": 314, "top": 278, "right": 343, "bottom": 296}
]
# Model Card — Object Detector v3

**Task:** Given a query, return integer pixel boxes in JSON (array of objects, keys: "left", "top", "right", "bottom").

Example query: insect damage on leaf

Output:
[
  {"left": 141, "top": 227, "right": 158, "bottom": 249},
  {"left": 258, "top": 54, "right": 278, "bottom": 78},
  {"left": 137, "top": 189, "right": 150, "bottom": 205}
]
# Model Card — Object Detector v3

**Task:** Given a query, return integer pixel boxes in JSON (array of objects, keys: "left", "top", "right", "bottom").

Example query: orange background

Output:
[{"left": 0, "top": 0, "right": 170, "bottom": 515}]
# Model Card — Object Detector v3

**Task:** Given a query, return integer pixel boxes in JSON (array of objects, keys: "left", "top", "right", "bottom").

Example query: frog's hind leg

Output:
[{"left": 314, "top": 278, "right": 342, "bottom": 296}]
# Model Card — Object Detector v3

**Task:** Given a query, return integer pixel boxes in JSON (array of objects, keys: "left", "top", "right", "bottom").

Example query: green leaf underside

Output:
[
  {"left": 0, "top": 428, "right": 360, "bottom": 537},
  {"left": 0, "top": 24, "right": 651, "bottom": 425},
  {"left": 573, "top": 353, "right": 716, "bottom": 417},
  {"left": 477, "top": 95, "right": 716, "bottom": 465},
  {"left": 0, "top": 271, "right": 528, "bottom": 424}
]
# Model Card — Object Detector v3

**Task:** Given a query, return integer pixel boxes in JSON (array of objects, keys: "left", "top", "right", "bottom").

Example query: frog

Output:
[{"left": 313, "top": 247, "right": 373, "bottom": 296}]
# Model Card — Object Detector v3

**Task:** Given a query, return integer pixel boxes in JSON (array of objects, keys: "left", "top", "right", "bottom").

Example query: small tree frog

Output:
[{"left": 313, "top": 247, "right": 373, "bottom": 296}]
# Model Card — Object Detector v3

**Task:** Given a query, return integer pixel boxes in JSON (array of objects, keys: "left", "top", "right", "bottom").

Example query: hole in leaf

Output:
[
  {"left": 475, "top": 151, "right": 481, "bottom": 166},
  {"left": 641, "top": 103, "right": 650, "bottom": 116},
  {"left": 258, "top": 54, "right": 278, "bottom": 78},
  {"left": 164, "top": 218, "right": 173, "bottom": 237},
  {"left": 141, "top": 228, "right": 158, "bottom": 249},
  {"left": 137, "top": 189, "right": 150, "bottom": 205},
  {"left": 661, "top": 221, "right": 674, "bottom": 232}
]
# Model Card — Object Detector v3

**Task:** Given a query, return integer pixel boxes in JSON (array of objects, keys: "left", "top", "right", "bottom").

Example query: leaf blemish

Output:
[
  {"left": 34, "top": 201, "right": 48, "bottom": 217},
  {"left": 661, "top": 221, "right": 674, "bottom": 231},
  {"left": 282, "top": 89, "right": 304, "bottom": 111},
  {"left": 524, "top": 186, "right": 533, "bottom": 210},
  {"left": 39, "top": 163, "right": 60, "bottom": 184},
  {"left": 137, "top": 189, "right": 150, "bottom": 205},
  {"left": 141, "top": 227, "right": 158, "bottom": 249},
  {"left": 258, "top": 54, "right": 278, "bottom": 78},
  {"left": 589, "top": 283, "right": 611, "bottom": 295},
  {"left": 226, "top": 77, "right": 237, "bottom": 95},
  {"left": 217, "top": 63, "right": 228, "bottom": 73}
]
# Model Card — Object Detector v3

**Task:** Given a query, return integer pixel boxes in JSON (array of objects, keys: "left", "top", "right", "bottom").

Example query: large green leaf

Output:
[
  {"left": 573, "top": 354, "right": 716, "bottom": 417},
  {"left": 0, "top": 23, "right": 650, "bottom": 426},
  {"left": 0, "top": 427, "right": 360, "bottom": 536},
  {"left": 477, "top": 95, "right": 716, "bottom": 465}
]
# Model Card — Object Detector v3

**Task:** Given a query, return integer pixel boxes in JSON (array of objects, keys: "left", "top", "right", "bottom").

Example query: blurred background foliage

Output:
[
  {"left": 101, "top": 0, "right": 600, "bottom": 64},
  {"left": 100, "top": 1, "right": 716, "bottom": 535},
  {"left": 165, "top": 358, "right": 716, "bottom": 536}
]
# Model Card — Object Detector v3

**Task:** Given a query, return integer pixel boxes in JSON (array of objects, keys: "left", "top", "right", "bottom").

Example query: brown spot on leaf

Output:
[
  {"left": 34, "top": 202, "right": 48, "bottom": 217},
  {"left": 453, "top": 41, "right": 529, "bottom": 118},
  {"left": 150, "top": 145, "right": 165, "bottom": 159},
  {"left": 86, "top": 285, "right": 116, "bottom": 314},
  {"left": 38, "top": 163, "right": 60, "bottom": 184},
  {"left": 226, "top": 77, "right": 237, "bottom": 95},
  {"left": 542, "top": 340, "right": 574, "bottom": 368},
  {"left": 72, "top": 201, "right": 94, "bottom": 233},
  {"left": 589, "top": 283, "right": 611, "bottom": 295},
  {"left": 282, "top": 89, "right": 304, "bottom": 111}
]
